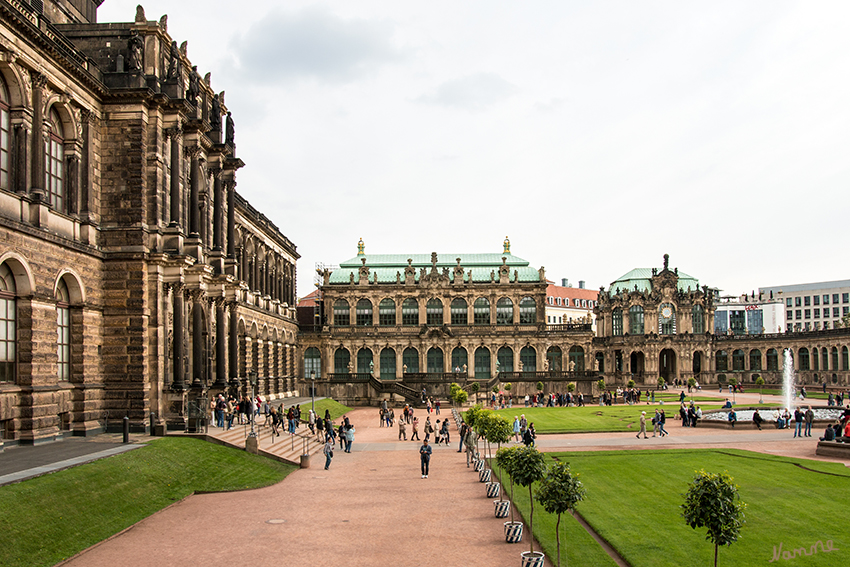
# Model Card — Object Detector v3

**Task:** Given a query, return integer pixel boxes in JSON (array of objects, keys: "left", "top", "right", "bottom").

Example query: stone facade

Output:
[
  {"left": 298, "top": 239, "right": 596, "bottom": 405},
  {"left": 0, "top": 2, "right": 298, "bottom": 446}
]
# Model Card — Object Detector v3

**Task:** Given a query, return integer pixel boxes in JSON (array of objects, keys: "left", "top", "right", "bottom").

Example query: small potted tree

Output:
[
  {"left": 536, "top": 461, "right": 586, "bottom": 567},
  {"left": 473, "top": 408, "right": 491, "bottom": 472},
  {"left": 755, "top": 376, "right": 765, "bottom": 404},
  {"left": 484, "top": 414, "right": 512, "bottom": 498},
  {"left": 728, "top": 376, "right": 738, "bottom": 404},
  {"left": 496, "top": 446, "right": 522, "bottom": 537},
  {"left": 596, "top": 379, "right": 605, "bottom": 405},
  {"left": 535, "top": 381, "right": 544, "bottom": 405},
  {"left": 512, "top": 446, "right": 547, "bottom": 566},
  {"left": 504, "top": 382, "right": 512, "bottom": 406},
  {"left": 566, "top": 382, "right": 576, "bottom": 405}
]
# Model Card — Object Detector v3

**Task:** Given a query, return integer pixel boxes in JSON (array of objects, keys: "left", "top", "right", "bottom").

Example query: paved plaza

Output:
[{"left": 2, "top": 391, "right": 845, "bottom": 567}]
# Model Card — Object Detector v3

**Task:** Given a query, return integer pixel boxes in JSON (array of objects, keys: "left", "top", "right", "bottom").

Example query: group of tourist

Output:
[{"left": 679, "top": 401, "right": 702, "bottom": 427}]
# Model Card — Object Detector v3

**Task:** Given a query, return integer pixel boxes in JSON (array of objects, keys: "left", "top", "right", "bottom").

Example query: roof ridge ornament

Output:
[
  {"left": 503, "top": 236, "right": 510, "bottom": 254},
  {"left": 663, "top": 253, "right": 669, "bottom": 272},
  {"left": 357, "top": 237, "right": 365, "bottom": 256}
]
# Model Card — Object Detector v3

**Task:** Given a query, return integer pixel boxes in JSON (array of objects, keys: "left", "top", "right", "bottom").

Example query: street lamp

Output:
[{"left": 310, "top": 370, "right": 316, "bottom": 414}]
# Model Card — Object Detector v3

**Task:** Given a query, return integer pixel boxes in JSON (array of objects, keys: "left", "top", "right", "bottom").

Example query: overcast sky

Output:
[{"left": 99, "top": 1, "right": 850, "bottom": 298}]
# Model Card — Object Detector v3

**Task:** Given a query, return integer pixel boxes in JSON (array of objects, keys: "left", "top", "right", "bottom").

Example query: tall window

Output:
[
  {"left": 378, "top": 298, "right": 395, "bottom": 326},
  {"left": 798, "top": 348, "right": 810, "bottom": 371},
  {"left": 747, "top": 309, "right": 763, "bottom": 334},
  {"left": 812, "top": 348, "right": 819, "bottom": 371},
  {"left": 842, "top": 346, "right": 848, "bottom": 371},
  {"left": 716, "top": 350, "right": 728, "bottom": 371},
  {"left": 45, "top": 108, "right": 65, "bottom": 212},
  {"left": 356, "top": 348, "right": 373, "bottom": 374},
  {"left": 822, "top": 348, "right": 829, "bottom": 371},
  {"left": 401, "top": 298, "right": 418, "bottom": 325},
  {"left": 403, "top": 347, "right": 419, "bottom": 373},
  {"left": 496, "top": 298, "right": 513, "bottom": 325},
  {"left": 766, "top": 348, "right": 778, "bottom": 371},
  {"left": 658, "top": 303, "right": 676, "bottom": 335},
  {"left": 612, "top": 308, "right": 623, "bottom": 336},
  {"left": 692, "top": 305, "right": 705, "bottom": 334},
  {"left": 473, "top": 297, "right": 490, "bottom": 325},
  {"left": 568, "top": 346, "right": 585, "bottom": 372},
  {"left": 380, "top": 348, "right": 395, "bottom": 379},
  {"left": 628, "top": 305, "right": 644, "bottom": 334},
  {"left": 749, "top": 349, "right": 762, "bottom": 371},
  {"left": 334, "top": 347, "right": 350, "bottom": 374},
  {"left": 497, "top": 347, "right": 513, "bottom": 373},
  {"left": 519, "top": 297, "right": 536, "bottom": 324},
  {"left": 304, "top": 347, "right": 321, "bottom": 379},
  {"left": 426, "top": 347, "right": 443, "bottom": 374},
  {"left": 56, "top": 279, "right": 70, "bottom": 381},
  {"left": 732, "top": 349, "right": 745, "bottom": 371},
  {"left": 451, "top": 347, "right": 467, "bottom": 372},
  {"left": 0, "top": 263, "right": 15, "bottom": 383},
  {"left": 474, "top": 347, "right": 490, "bottom": 379},
  {"left": 0, "top": 77, "right": 10, "bottom": 191},
  {"left": 426, "top": 298, "right": 443, "bottom": 325},
  {"left": 519, "top": 346, "right": 536, "bottom": 372},
  {"left": 450, "top": 298, "right": 468, "bottom": 325},
  {"left": 333, "top": 300, "right": 350, "bottom": 326},
  {"left": 356, "top": 299, "right": 372, "bottom": 326}
]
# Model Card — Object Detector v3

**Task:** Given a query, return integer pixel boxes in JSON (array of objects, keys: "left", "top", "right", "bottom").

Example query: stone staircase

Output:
[{"left": 201, "top": 423, "right": 325, "bottom": 467}]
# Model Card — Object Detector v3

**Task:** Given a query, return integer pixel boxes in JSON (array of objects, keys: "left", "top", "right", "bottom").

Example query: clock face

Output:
[{"left": 661, "top": 307, "right": 673, "bottom": 318}]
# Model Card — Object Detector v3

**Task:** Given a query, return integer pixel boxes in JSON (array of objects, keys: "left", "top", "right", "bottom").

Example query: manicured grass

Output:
[
  {"left": 479, "top": 404, "right": 725, "bottom": 433},
  {"left": 308, "top": 398, "right": 352, "bottom": 423},
  {"left": 0, "top": 437, "right": 296, "bottom": 567},
  {"left": 503, "top": 449, "right": 849, "bottom": 567}
]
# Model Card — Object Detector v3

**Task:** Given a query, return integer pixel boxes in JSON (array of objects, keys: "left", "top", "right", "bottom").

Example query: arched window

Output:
[
  {"left": 842, "top": 346, "right": 848, "bottom": 371},
  {"left": 357, "top": 348, "right": 373, "bottom": 374},
  {"left": 426, "top": 298, "right": 443, "bottom": 326},
  {"left": 546, "top": 346, "right": 562, "bottom": 371},
  {"left": 451, "top": 298, "right": 468, "bottom": 325},
  {"left": 45, "top": 108, "right": 65, "bottom": 212},
  {"left": 658, "top": 303, "right": 676, "bottom": 335},
  {"left": 766, "top": 348, "right": 778, "bottom": 371},
  {"left": 451, "top": 347, "right": 467, "bottom": 372},
  {"left": 519, "top": 297, "right": 536, "bottom": 324},
  {"left": 378, "top": 298, "right": 395, "bottom": 326},
  {"left": 629, "top": 305, "right": 644, "bottom": 335},
  {"left": 812, "top": 347, "right": 819, "bottom": 371},
  {"left": 356, "top": 299, "right": 372, "bottom": 326},
  {"left": 474, "top": 347, "right": 490, "bottom": 379},
  {"left": 595, "top": 352, "right": 605, "bottom": 372},
  {"left": 380, "top": 348, "right": 396, "bottom": 379},
  {"left": 568, "top": 346, "right": 585, "bottom": 372},
  {"left": 334, "top": 347, "right": 350, "bottom": 374},
  {"left": 798, "top": 348, "right": 810, "bottom": 371},
  {"left": 496, "top": 298, "right": 513, "bottom": 325},
  {"left": 402, "top": 298, "right": 418, "bottom": 325},
  {"left": 547, "top": 296, "right": 553, "bottom": 305},
  {"left": 333, "top": 300, "right": 350, "bottom": 326},
  {"left": 0, "top": 262, "right": 16, "bottom": 383},
  {"left": 716, "top": 350, "right": 728, "bottom": 371},
  {"left": 403, "top": 347, "right": 419, "bottom": 373},
  {"left": 473, "top": 297, "right": 490, "bottom": 325},
  {"left": 822, "top": 348, "right": 829, "bottom": 371},
  {"left": 692, "top": 305, "right": 705, "bottom": 334},
  {"left": 749, "top": 349, "right": 762, "bottom": 371},
  {"left": 732, "top": 349, "right": 745, "bottom": 371},
  {"left": 426, "top": 347, "right": 443, "bottom": 374},
  {"left": 520, "top": 346, "right": 536, "bottom": 372},
  {"left": 56, "top": 278, "right": 70, "bottom": 381},
  {"left": 304, "top": 347, "right": 321, "bottom": 379},
  {"left": 831, "top": 347, "right": 839, "bottom": 371},
  {"left": 497, "top": 346, "right": 513, "bottom": 373},
  {"left": 612, "top": 308, "right": 623, "bottom": 336},
  {"left": 0, "top": 76, "right": 10, "bottom": 190}
]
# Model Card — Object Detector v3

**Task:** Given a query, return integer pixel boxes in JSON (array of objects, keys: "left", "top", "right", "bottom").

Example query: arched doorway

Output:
[
  {"left": 629, "top": 351, "right": 645, "bottom": 375},
  {"left": 692, "top": 351, "right": 702, "bottom": 375},
  {"left": 660, "top": 349, "right": 676, "bottom": 381}
]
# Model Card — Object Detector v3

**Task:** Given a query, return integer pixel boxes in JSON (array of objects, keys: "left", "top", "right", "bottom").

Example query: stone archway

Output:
[{"left": 660, "top": 348, "right": 677, "bottom": 381}]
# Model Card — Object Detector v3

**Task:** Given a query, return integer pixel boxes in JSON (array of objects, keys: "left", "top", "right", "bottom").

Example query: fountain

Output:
[{"left": 782, "top": 348, "right": 796, "bottom": 412}]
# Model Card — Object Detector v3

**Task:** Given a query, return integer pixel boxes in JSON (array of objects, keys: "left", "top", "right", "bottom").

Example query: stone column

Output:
[
  {"left": 188, "top": 149, "right": 200, "bottom": 237},
  {"left": 79, "top": 110, "right": 94, "bottom": 218},
  {"left": 226, "top": 180, "right": 236, "bottom": 258},
  {"left": 212, "top": 168, "right": 222, "bottom": 251},
  {"left": 191, "top": 290, "right": 203, "bottom": 387},
  {"left": 29, "top": 71, "right": 46, "bottom": 197},
  {"left": 171, "top": 283, "right": 186, "bottom": 390},
  {"left": 214, "top": 298, "right": 227, "bottom": 388},
  {"left": 228, "top": 301, "right": 239, "bottom": 389},
  {"left": 169, "top": 128, "right": 182, "bottom": 227}
]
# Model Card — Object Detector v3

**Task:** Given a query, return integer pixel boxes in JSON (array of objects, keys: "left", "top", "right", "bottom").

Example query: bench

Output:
[{"left": 815, "top": 440, "right": 850, "bottom": 459}]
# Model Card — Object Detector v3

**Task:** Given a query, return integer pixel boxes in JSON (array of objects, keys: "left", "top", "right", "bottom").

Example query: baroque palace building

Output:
[
  {"left": 0, "top": 1, "right": 298, "bottom": 446},
  {"left": 298, "top": 238, "right": 596, "bottom": 405},
  {"left": 593, "top": 255, "right": 850, "bottom": 389}
]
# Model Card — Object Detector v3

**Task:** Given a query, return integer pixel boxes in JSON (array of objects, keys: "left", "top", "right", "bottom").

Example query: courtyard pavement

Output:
[{"left": 5, "top": 388, "right": 846, "bottom": 566}]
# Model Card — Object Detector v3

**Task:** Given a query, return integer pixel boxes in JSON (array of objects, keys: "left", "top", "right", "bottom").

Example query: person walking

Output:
[
  {"left": 804, "top": 406, "right": 814, "bottom": 437},
  {"left": 658, "top": 409, "right": 668, "bottom": 437},
  {"left": 411, "top": 417, "right": 420, "bottom": 441},
  {"left": 419, "top": 439, "right": 432, "bottom": 478},
  {"left": 398, "top": 417, "right": 407, "bottom": 441},
  {"left": 424, "top": 417, "right": 434, "bottom": 442},
  {"left": 652, "top": 409, "right": 661, "bottom": 437},
  {"left": 440, "top": 418, "right": 450, "bottom": 445},
  {"left": 637, "top": 411, "right": 648, "bottom": 439},
  {"left": 323, "top": 436, "right": 334, "bottom": 470},
  {"left": 458, "top": 421, "right": 468, "bottom": 452},
  {"left": 512, "top": 416, "right": 521, "bottom": 443},
  {"left": 344, "top": 424, "right": 355, "bottom": 453}
]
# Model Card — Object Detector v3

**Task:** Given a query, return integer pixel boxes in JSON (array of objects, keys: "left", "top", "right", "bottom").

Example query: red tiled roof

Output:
[
  {"left": 298, "top": 289, "right": 320, "bottom": 307},
  {"left": 546, "top": 284, "right": 598, "bottom": 301}
]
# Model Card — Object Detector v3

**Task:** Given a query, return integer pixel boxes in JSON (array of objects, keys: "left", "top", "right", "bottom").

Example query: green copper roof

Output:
[
  {"left": 608, "top": 268, "right": 700, "bottom": 296},
  {"left": 328, "top": 252, "right": 542, "bottom": 284}
]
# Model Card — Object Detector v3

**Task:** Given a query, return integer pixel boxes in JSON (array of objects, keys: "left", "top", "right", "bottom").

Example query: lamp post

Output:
[
  {"left": 248, "top": 371, "right": 258, "bottom": 438},
  {"left": 310, "top": 370, "right": 316, "bottom": 414}
]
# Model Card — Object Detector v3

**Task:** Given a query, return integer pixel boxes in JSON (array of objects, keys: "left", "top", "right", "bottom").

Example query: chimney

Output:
[
  {"left": 561, "top": 278, "right": 569, "bottom": 287},
  {"left": 579, "top": 280, "right": 585, "bottom": 289}
]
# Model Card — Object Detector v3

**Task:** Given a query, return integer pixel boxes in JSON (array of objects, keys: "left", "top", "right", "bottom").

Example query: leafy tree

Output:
[
  {"left": 464, "top": 404, "right": 484, "bottom": 429},
  {"left": 536, "top": 381, "right": 544, "bottom": 392},
  {"left": 657, "top": 377, "right": 666, "bottom": 390},
  {"left": 536, "top": 461, "right": 586, "bottom": 567},
  {"left": 504, "top": 382, "right": 512, "bottom": 393},
  {"left": 511, "top": 446, "right": 547, "bottom": 556},
  {"left": 596, "top": 378, "right": 605, "bottom": 391},
  {"left": 681, "top": 470, "right": 746, "bottom": 567},
  {"left": 493, "top": 384, "right": 500, "bottom": 394},
  {"left": 453, "top": 389, "right": 468, "bottom": 405},
  {"left": 728, "top": 376, "right": 738, "bottom": 404},
  {"left": 627, "top": 379, "right": 635, "bottom": 389},
  {"left": 496, "top": 446, "right": 519, "bottom": 514},
  {"left": 755, "top": 376, "right": 765, "bottom": 403},
  {"left": 471, "top": 382, "right": 480, "bottom": 403},
  {"left": 481, "top": 413, "right": 512, "bottom": 483},
  {"left": 687, "top": 377, "right": 697, "bottom": 392}
]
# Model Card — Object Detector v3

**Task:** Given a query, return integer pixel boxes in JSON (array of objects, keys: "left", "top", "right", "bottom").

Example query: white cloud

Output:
[{"left": 416, "top": 73, "right": 518, "bottom": 110}]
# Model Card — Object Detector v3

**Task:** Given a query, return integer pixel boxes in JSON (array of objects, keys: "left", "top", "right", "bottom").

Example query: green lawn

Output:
[
  {"left": 308, "top": 398, "right": 352, "bottom": 422},
  {"left": 0, "top": 437, "right": 296, "bottom": 567},
  {"left": 479, "top": 404, "right": 726, "bottom": 433},
  {"left": 501, "top": 449, "right": 849, "bottom": 567}
]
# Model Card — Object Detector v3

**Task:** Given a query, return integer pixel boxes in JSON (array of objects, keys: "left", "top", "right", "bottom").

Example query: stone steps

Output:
[{"left": 205, "top": 424, "right": 325, "bottom": 466}]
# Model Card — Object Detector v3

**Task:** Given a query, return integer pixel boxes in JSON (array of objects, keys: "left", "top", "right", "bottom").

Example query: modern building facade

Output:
[
  {"left": 713, "top": 296, "right": 785, "bottom": 335},
  {"left": 759, "top": 280, "right": 850, "bottom": 332},
  {"left": 544, "top": 282, "right": 598, "bottom": 332},
  {"left": 298, "top": 238, "right": 596, "bottom": 404},
  {"left": 0, "top": 1, "right": 298, "bottom": 446}
]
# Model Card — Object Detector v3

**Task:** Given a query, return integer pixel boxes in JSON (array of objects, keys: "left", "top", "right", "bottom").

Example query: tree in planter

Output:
[
  {"left": 567, "top": 382, "right": 576, "bottom": 394},
  {"left": 504, "top": 382, "right": 512, "bottom": 404},
  {"left": 450, "top": 382, "right": 461, "bottom": 405},
  {"left": 687, "top": 377, "right": 696, "bottom": 394},
  {"left": 755, "top": 376, "right": 765, "bottom": 403},
  {"left": 473, "top": 409, "right": 492, "bottom": 459},
  {"left": 627, "top": 379, "right": 635, "bottom": 389},
  {"left": 596, "top": 379, "right": 605, "bottom": 403},
  {"left": 470, "top": 382, "right": 480, "bottom": 404},
  {"left": 657, "top": 377, "right": 666, "bottom": 391},
  {"left": 728, "top": 376, "right": 738, "bottom": 404},
  {"left": 496, "top": 446, "right": 519, "bottom": 520},
  {"left": 535, "top": 461, "right": 586, "bottom": 567},
  {"left": 511, "top": 446, "right": 547, "bottom": 558},
  {"left": 483, "top": 414, "right": 513, "bottom": 473},
  {"left": 535, "top": 381, "right": 544, "bottom": 405},
  {"left": 681, "top": 470, "right": 746, "bottom": 567},
  {"left": 453, "top": 388, "right": 468, "bottom": 406}
]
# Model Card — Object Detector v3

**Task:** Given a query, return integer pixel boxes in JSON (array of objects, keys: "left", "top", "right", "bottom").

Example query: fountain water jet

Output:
[{"left": 782, "top": 348, "right": 796, "bottom": 412}]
